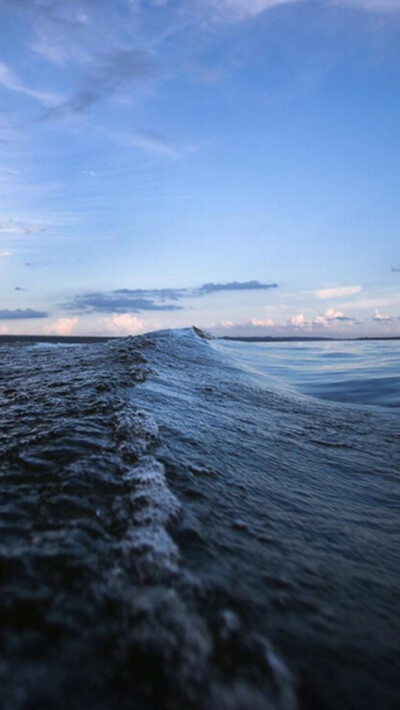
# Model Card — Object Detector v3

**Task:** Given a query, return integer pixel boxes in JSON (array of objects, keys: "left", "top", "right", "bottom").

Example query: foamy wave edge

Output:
[{"left": 106, "top": 333, "right": 298, "bottom": 710}]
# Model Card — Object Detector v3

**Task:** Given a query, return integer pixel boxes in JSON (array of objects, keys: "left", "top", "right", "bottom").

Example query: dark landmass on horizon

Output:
[
  {"left": 220, "top": 335, "right": 400, "bottom": 342},
  {"left": 0, "top": 332, "right": 399, "bottom": 345},
  {"left": 0, "top": 335, "right": 116, "bottom": 344}
]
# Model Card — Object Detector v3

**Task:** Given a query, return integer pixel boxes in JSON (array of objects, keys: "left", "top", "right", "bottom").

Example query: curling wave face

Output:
[{"left": 0, "top": 329, "right": 399, "bottom": 710}]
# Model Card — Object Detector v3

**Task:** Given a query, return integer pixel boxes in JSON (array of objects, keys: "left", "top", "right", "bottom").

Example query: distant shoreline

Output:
[
  {"left": 0, "top": 333, "right": 399, "bottom": 345},
  {"left": 0, "top": 335, "right": 117, "bottom": 344},
  {"left": 220, "top": 335, "right": 400, "bottom": 343}
]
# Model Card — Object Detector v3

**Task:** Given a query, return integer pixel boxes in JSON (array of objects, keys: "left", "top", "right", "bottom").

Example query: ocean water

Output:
[
  {"left": 214, "top": 338, "right": 400, "bottom": 408},
  {"left": 0, "top": 330, "right": 399, "bottom": 710}
]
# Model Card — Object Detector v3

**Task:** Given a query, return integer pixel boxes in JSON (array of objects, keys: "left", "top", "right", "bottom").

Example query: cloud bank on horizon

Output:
[{"left": 0, "top": 0, "right": 399, "bottom": 336}]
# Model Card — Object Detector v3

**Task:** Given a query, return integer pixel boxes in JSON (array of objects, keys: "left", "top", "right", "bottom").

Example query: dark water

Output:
[{"left": 0, "top": 330, "right": 399, "bottom": 710}]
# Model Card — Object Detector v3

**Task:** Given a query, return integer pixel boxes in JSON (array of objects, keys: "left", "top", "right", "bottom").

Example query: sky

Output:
[{"left": 0, "top": 0, "right": 400, "bottom": 338}]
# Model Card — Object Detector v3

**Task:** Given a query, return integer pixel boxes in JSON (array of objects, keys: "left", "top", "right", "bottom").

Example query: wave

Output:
[
  {"left": 0, "top": 328, "right": 399, "bottom": 709},
  {"left": 0, "top": 329, "right": 298, "bottom": 710},
  {"left": 125, "top": 329, "right": 400, "bottom": 710}
]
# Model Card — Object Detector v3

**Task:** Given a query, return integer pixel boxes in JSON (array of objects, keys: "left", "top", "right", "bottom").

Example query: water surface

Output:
[
  {"left": 0, "top": 330, "right": 399, "bottom": 710},
  {"left": 214, "top": 338, "right": 400, "bottom": 407}
]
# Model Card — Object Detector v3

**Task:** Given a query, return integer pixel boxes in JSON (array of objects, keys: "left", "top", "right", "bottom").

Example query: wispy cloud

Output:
[
  {"left": 206, "top": 0, "right": 300, "bottom": 21},
  {"left": 63, "top": 281, "right": 279, "bottom": 314},
  {"left": 31, "top": 35, "right": 79, "bottom": 66},
  {"left": 2, "top": 0, "right": 90, "bottom": 26},
  {"left": 63, "top": 290, "right": 183, "bottom": 314},
  {"left": 21, "top": 0, "right": 92, "bottom": 66},
  {"left": 45, "top": 49, "right": 156, "bottom": 119},
  {"left": 333, "top": 0, "right": 400, "bottom": 11},
  {"left": 0, "top": 250, "right": 12, "bottom": 258},
  {"left": 199, "top": 280, "right": 278, "bottom": 293},
  {"left": 0, "top": 308, "right": 48, "bottom": 320},
  {"left": 0, "top": 61, "right": 60, "bottom": 106},
  {"left": 315, "top": 285, "right": 362, "bottom": 300},
  {"left": 113, "top": 287, "right": 184, "bottom": 301},
  {"left": 119, "top": 129, "right": 183, "bottom": 157},
  {"left": 204, "top": 0, "right": 400, "bottom": 23},
  {"left": 0, "top": 219, "right": 47, "bottom": 236}
]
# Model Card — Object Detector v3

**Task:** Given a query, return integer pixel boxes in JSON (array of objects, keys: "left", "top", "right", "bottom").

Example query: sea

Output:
[{"left": 0, "top": 329, "right": 399, "bottom": 710}]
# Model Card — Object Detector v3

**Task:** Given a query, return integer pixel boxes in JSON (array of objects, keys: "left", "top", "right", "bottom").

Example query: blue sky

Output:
[{"left": 0, "top": 0, "right": 399, "bottom": 337}]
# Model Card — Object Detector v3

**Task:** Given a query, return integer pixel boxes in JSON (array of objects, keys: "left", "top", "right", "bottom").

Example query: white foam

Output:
[
  {"left": 127, "top": 457, "right": 181, "bottom": 527},
  {"left": 124, "top": 525, "right": 180, "bottom": 574},
  {"left": 113, "top": 407, "right": 158, "bottom": 441},
  {"left": 113, "top": 407, "right": 159, "bottom": 458}
]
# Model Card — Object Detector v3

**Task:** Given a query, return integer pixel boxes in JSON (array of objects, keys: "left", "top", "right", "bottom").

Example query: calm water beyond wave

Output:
[
  {"left": 214, "top": 338, "right": 400, "bottom": 408},
  {"left": 0, "top": 330, "right": 399, "bottom": 710}
]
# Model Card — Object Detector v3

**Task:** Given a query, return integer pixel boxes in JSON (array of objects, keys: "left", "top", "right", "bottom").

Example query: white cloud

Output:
[
  {"left": 325, "top": 308, "right": 344, "bottom": 319},
  {"left": 207, "top": 317, "right": 273, "bottom": 332},
  {"left": 289, "top": 313, "right": 307, "bottom": 326},
  {"left": 105, "top": 313, "right": 146, "bottom": 334},
  {"left": 373, "top": 309, "right": 393, "bottom": 321},
  {"left": 44, "top": 317, "right": 78, "bottom": 335},
  {"left": 288, "top": 309, "right": 356, "bottom": 329},
  {"left": 251, "top": 317, "right": 274, "bottom": 326},
  {"left": 0, "top": 61, "right": 60, "bottom": 106},
  {"left": 309, "top": 309, "right": 357, "bottom": 326},
  {"left": 316, "top": 285, "right": 362, "bottom": 300},
  {"left": 0, "top": 250, "right": 12, "bottom": 258}
]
